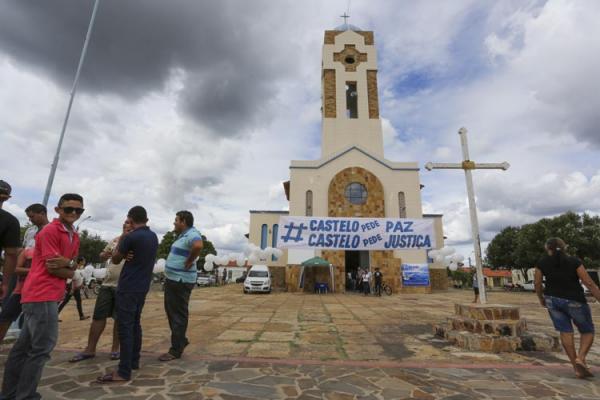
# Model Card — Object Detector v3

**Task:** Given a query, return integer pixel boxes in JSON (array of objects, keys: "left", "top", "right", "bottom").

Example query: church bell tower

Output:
[{"left": 321, "top": 24, "right": 384, "bottom": 159}]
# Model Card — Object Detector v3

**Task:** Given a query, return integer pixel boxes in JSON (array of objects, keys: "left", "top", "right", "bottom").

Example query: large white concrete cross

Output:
[{"left": 425, "top": 127, "right": 510, "bottom": 304}]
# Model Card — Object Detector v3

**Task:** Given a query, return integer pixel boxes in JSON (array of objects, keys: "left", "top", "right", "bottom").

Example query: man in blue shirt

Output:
[
  {"left": 158, "top": 211, "right": 203, "bottom": 361},
  {"left": 97, "top": 206, "right": 158, "bottom": 383}
]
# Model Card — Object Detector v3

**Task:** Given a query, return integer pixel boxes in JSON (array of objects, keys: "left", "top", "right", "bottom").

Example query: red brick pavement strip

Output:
[{"left": 56, "top": 347, "right": 575, "bottom": 372}]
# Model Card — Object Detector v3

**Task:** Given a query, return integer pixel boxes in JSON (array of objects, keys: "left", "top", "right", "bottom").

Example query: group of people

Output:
[
  {"left": 347, "top": 267, "right": 384, "bottom": 296},
  {"left": 0, "top": 179, "right": 203, "bottom": 397},
  {"left": 2, "top": 177, "right": 600, "bottom": 383}
]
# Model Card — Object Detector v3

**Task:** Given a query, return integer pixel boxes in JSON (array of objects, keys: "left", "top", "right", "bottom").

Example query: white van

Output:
[{"left": 243, "top": 265, "right": 271, "bottom": 294}]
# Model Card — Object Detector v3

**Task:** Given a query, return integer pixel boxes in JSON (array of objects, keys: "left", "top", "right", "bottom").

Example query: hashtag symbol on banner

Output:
[{"left": 282, "top": 223, "right": 307, "bottom": 243}]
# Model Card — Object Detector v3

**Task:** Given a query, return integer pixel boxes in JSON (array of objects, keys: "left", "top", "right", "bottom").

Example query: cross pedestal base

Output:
[{"left": 434, "top": 303, "right": 560, "bottom": 353}]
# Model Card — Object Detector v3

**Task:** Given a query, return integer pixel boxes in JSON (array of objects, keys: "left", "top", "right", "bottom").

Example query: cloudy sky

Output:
[{"left": 1, "top": 0, "right": 599, "bottom": 259}]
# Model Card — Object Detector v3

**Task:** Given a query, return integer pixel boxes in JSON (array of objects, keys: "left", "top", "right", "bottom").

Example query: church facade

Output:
[{"left": 248, "top": 25, "right": 447, "bottom": 293}]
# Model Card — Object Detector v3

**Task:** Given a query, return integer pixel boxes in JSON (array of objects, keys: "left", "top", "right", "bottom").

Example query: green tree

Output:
[
  {"left": 485, "top": 226, "right": 520, "bottom": 268},
  {"left": 20, "top": 224, "right": 31, "bottom": 244},
  {"left": 486, "top": 211, "right": 600, "bottom": 269},
  {"left": 448, "top": 269, "right": 472, "bottom": 287},
  {"left": 157, "top": 231, "right": 177, "bottom": 260},
  {"left": 78, "top": 230, "right": 108, "bottom": 264},
  {"left": 197, "top": 235, "right": 217, "bottom": 269},
  {"left": 156, "top": 232, "right": 217, "bottom": 270}
]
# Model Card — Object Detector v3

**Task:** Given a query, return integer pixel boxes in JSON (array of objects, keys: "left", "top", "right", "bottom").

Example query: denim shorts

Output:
[{"left": 545, "top": 295, "right": 595, "bottom": 334}]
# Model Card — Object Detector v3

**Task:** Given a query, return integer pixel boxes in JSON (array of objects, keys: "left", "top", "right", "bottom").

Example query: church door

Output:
[{"left": 345, "top": 251, "right": 370, "bottom": 291}]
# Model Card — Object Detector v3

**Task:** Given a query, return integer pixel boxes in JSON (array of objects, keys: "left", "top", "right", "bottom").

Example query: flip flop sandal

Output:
[
  {"left": 69, "top": 353, "right": 96, "bottom": 363},
  {"left": 158, "top": 353, "right": 179, "bottom": 362},
  {"left": 574, "top": 362, "right": 589, "bottom": 379},
  {"left": 576, "top": 361, "right": 594, "bottom": 378},
  {"left": 96, "top": 373, "right": 128, "bottom": 384},
  {"left": 110, "top": 352, "right": 120, "bottom": 360}
]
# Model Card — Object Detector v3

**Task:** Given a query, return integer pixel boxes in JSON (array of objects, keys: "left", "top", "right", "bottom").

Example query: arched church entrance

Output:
[
  {"left": 344, "top": 250, "right": 370, "bottom": 291},
  {"left": 319, "top": 167, "right": 394, "bottom": 293}
]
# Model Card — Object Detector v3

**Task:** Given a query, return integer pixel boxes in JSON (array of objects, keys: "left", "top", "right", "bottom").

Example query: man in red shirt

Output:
[{"left": 0, "top": 193, "right": 84, "bottom": 400}]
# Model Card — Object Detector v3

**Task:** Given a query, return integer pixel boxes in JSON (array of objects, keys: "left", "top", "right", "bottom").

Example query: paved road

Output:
[{"left": 1, "top": 285, "right": 599, "bottom": 398}]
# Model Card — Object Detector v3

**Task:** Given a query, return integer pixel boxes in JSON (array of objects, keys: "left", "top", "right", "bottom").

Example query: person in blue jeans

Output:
[
  {"left": 535, "top": 237, "right": 600, "bottom": 379},
  {"left": 97, "top": 206, "right": 158, "bottom": 383}
]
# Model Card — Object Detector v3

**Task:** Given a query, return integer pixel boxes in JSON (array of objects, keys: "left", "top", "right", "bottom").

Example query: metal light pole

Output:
[
  {"left": 43, "top": 0, "right": 100, "bottom": 206},
  {"left": 76, "top": 215, "right": 92, "bottom": 232}
]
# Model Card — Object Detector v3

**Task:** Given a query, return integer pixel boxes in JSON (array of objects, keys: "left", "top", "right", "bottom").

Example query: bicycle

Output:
[{"left": 372, "top": 282, "right": 393, "bottom": 296}]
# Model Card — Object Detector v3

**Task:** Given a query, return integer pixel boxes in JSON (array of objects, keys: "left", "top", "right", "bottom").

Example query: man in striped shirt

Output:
[{"left": 158, "top": 211, "right": 203, "bottom": 362}]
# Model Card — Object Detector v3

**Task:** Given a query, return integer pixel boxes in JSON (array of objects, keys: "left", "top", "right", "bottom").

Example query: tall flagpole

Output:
[{"left": 43, "top": 0, "right": 100, "bottom": 206}]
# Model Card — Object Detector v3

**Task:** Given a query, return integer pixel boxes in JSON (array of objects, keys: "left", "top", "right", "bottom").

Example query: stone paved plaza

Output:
[{"left": 1, "top": 284, "right": 599, "bottom": 399}]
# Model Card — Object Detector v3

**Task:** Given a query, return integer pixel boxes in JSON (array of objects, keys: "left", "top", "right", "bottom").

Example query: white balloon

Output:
[
  {"left": 73, "top": 270, "right": 84, "bottom": 287},
  {"left": 236, "top": 255, "right": 246, "bottom": 267},
  {"left": 434, "top": 255, "right": 445, "bottom": 263},
  {"left": 259, "top": 250, "right": 269, "bottom": 260},
  {"left": 440, "top": 247, "right": 455, "bottom": 256},
  {"left": 204, "top": 261, "right": 214, "bottom": 272},
  {"left": 428, "top": 249, "right": 440, "bottom": 258},
  {"left": 248, "top": 254, "right": 258, "bottom": 264},
  {"left": 156, "top": 258, "right": 166, "bottom": 269},
  {"left": 448, "top": 262, "right": 458, "bottom": 271},
  {"left": 93, "top": 268, "right": 107, "bottom": 279},
  {"left": 451, "top": 254, "right": 465, "bottom": 263},
  {"left": 81, "top": 265, "right": 94, "bottom": 280},
  {"left": 205, "top": 254, "right": 216, "bottom": 263},
  {"left": 244, "top": 243, "right": 259, "bottom": 255},
  {"left": 153, "top": 263, "right": 165, "bottom": 273},
  {"left": 440, "top": 246, "right": 456, "bottom": 256},
  {"left": 272, "top": 248, "right": 283, "bottom": 258},
  {"left": 219, "top": 256, "right": 230, "bottom": 266}
]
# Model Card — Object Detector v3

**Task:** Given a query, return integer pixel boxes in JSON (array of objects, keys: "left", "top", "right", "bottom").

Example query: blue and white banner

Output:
[
  {"left": 277, "top": 216, "right": 436, "bottom": 250},
  {"left": 401, "top": 263, "right": 430, "bottom": 286}
]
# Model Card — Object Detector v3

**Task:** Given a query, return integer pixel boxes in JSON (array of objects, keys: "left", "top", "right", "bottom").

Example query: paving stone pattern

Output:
[
  {"left": 1, "top": 351, "right": 598, "bottom": 399},
  {"left": 1, "top": 285, "right": 599, "bottom": 398}
]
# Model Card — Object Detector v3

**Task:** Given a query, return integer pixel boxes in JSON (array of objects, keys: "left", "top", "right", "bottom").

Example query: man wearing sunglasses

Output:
[
  {"left": 0, "top": 180, "right": 20, "bottom": 302},
  {"left": 1, "top": 193, "right": 83, "bottom": 400}
]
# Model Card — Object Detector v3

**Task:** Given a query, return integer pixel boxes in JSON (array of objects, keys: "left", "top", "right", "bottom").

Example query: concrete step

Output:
[
  {"left": 454, "top": 303, "right": 521, "bottom": 321},
  {"left": 433, "top": 324, "right": 560, "bottom": 353},
  {"left": 447, "top": 316, "right": 527, "bottom": 337}
]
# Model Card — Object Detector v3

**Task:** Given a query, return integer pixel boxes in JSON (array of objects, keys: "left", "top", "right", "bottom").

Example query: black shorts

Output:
[
  {"left": 0, "top": 293, "right": 22, "bottom": 323},
  {"left": 93, "top": 286, "right": 117, "bottom": 321},
  {"left": 473, "top": 287, "right": 480, "bottom": 295}
]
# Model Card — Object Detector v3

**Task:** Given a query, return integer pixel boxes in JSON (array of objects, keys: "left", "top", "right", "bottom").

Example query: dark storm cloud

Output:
[{"left": 0, "top": 0, "right": 290, "bottom": 136}]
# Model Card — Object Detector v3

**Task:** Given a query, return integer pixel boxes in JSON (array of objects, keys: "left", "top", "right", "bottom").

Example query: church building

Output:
[{"left": 248, "top": 24, "right": 447, "bottom": 293}]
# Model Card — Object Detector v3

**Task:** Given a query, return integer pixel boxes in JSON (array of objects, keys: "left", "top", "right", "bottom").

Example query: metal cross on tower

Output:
[
  {"left": 425, "top": 127, "right": 510, "bottom": 304},
  {"left": 340, "top": 12, "right": 350, "bottom": 26}
]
